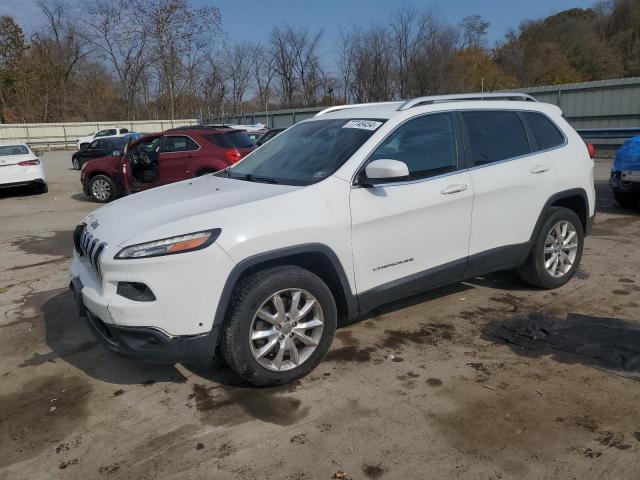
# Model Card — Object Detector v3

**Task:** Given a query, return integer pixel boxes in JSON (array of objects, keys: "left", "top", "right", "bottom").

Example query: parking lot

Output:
[{"left": 1, "top": 150, "right": 639, "bottom": 479}]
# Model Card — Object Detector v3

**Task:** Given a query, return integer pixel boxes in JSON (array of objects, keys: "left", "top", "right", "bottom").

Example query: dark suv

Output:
[{"left": 80, "top": 128, "right": 255, "bottom": 202}]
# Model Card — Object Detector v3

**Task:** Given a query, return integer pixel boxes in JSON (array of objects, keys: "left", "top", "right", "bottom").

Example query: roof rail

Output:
[
  {"left": 397, "top": 93, "right": 537, "bottom": 111},
  {"left": 315, "top": 102, "right": 399, "bottom": 116}
]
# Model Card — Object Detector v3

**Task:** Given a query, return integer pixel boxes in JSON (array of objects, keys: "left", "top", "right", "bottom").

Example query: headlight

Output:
[{"left": 115, "top": 229, "right": 221, "bottom": 259}]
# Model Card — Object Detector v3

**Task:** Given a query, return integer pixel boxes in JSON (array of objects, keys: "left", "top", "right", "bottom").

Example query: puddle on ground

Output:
[
  {"left": 379, "top": 323, "right": 456, "bottom": 350},
  {"left": 9, "top": 230, "right": 74, "bottom": 258},
  {"left": 188, "top": 383, "right": 309, "bottom": 427},
  {"left": 486, "top": 312, "right": 640, "bottom": 379},
  {"left": 325, "top": 346, "right": 375, "bottom": 363},
  {"left": 0, "top": 375, "right": 92, "bottom": 468}
]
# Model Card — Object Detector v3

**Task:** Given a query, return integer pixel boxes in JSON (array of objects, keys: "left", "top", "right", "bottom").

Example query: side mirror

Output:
[{"left": 363, "top": 159, "right": 409, "bottom": 185}]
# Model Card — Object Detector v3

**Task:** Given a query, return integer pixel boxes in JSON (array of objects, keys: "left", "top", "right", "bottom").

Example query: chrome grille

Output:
[{"left": 79, "top": 226, "right": 108, "bottom": 277}]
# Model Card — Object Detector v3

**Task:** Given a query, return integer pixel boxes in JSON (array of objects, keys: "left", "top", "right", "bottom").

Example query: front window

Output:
[
  {"left": 370, "top": 113, "right": 458, "bottom": 180},
  {"left": 0, "top": 145, "right": 29, "bottom": 156},
  {"left": 130, "top": 136, "right": 161, "bottom": 153},
  {"left": 224, "top": 118, "right": 385, "bottom": 185}
]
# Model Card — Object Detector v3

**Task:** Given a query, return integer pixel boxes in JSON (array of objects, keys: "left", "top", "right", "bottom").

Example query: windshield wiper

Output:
[{"left": 228, "top": 172, "right": 279, "bottom": 184}]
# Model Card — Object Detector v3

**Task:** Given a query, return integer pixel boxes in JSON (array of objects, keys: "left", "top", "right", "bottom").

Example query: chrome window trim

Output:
[{"left": 351, "top": 108, "right": 568, "bottom": 188}]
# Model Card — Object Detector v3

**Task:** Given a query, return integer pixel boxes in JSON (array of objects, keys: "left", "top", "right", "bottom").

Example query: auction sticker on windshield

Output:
[{"left": 342, "top": 120, "right": 383, "bottom": 131}]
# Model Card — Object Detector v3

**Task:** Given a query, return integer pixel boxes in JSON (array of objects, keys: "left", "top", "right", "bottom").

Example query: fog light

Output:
[{"left": 117, "top": 282, "right": 156, "bottom": 302}]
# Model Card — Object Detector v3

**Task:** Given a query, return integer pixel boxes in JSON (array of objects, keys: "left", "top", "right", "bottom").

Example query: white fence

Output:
[{"left": 0, "top": 119, "right": 197, "bottom": 148}]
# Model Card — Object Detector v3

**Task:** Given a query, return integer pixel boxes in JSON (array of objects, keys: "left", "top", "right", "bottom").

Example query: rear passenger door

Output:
[
  {"left": 158, "top": 135, "right": 201, "bottom": 184},
  {"left": 461, "top": 110, "right": 560, "bottom": 274}
]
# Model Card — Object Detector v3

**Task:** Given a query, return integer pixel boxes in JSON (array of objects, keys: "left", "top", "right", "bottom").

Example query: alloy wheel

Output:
[
  {"left": 91, "top": 179, "right": 111, "bottom": 201},
  {"left": 249, "top": 288, "right": 324, "bottom": 372},
  {"left": 544, "top": 220, "right": 578, "bottom": 278}
]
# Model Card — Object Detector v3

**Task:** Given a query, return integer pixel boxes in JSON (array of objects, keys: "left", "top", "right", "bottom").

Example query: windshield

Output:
[
  {"left": 225, "top": 118, "right": 385, "bottom": 185},
  {"left": 0, "top": 145, "right": 29, "bottom": 156}
]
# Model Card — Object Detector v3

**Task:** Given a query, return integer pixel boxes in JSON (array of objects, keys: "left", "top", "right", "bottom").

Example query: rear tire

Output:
[
  {"left": 89, "top": 174, "right": 117, "bottom": 203},
  {"left": 36, "top": 182, "right": 48, "bottom": 194},
  {"left": 221, "top": 265, "right": 337, "bottom": 386},
  {"left": 613, "top": 191, "right": 638, "bottom": 207},
  {"left": 518, "top": 207, "right": 584, "bottom": 289},
  {"left": 72, "top": 156, "right": 81, "bottom": 170}
]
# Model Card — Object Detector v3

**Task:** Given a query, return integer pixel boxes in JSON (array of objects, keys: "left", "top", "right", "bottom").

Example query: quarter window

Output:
[
  {"left": 462, "top": 111, "right": 530, "bottom": 166},
  {"left": 370, "top": 113, "right": 458, "bottom": 180},
  {"left": 162, "top": 136, "right": 199, "bottom": 152},
  {"left": 522, "top": 112, "right": 564, "bottom": 151}
]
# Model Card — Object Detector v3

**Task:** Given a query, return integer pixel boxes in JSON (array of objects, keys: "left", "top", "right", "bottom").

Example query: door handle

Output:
[
  {"left": 530, "top": 165, "right": 550, "bottom": 174},
  {"left": 441, "top": 184, "right": 468, "bottom": 195}
]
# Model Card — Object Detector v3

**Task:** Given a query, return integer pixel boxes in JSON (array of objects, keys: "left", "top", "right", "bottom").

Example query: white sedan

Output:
[
  {"left": 77, "top": 127, "right": 130, "bottom": 150},
  {"left": 0, "top": 143, "right": 47, "bottom": 194}
]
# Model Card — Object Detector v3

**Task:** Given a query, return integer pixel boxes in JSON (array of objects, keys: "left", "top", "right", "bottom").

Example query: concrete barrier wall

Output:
[{"left": 0, "top": 119, "right": 197, "bottom": 148}]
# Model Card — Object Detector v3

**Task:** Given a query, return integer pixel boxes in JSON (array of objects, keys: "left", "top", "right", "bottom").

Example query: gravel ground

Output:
[{"left": 1, "top": 151, "right": 639, "bottom": 480}]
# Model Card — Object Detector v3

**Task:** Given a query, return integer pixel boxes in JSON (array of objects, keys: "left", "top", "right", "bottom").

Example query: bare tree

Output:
[
  {"left": 389, "top": 7, "right": 423, "bottom": 99},
  {"left": 409, "top": 12, "right": 459, "bottom": 96},
  {"left": 289, "top": 26, "right": 323, "bottom": 106},
  {"left": 460, "top": 14, "right": 490, "bottom": 49},
  {"left": 252, "top": 43, "right": 276, "bottom": 111},
  {"left": 270, "top": 26, "right": 298, "bottom": 108},
  {"left": 221, "top": 41, "right": 253, "bottom": 115},
  {"left": 31, "top": 0, "right": 91, "bottom": 120},
  {"left": 138, "top": 0, "right": 221, "bottom": 119},
  {"left": 84, "top": 0, "right": 149, "bottom": 119},
  {"left": 348, "top": 25, "right": 394, "bottom": 102},
  {"left": 337, "top": 29, "right": 356, "bottom": 103}
]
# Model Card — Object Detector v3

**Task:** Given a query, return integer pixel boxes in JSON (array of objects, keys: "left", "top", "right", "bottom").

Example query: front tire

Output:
[
  {"left": 89, "top": 174, "right": 117, "bottom": 203},
  {"left": 518, "top": 207, "right": 584, "bottom": 289},
  {"left": 72, "top": 156, "right": 81, "bottom": 170},
  {"left": 221, "top": 266, "right": 337, "bottom": 386}
]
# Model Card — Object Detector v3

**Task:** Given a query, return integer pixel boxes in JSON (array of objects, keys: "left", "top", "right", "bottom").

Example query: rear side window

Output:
[
  {"left": 462, "top": 111, "right": 530, "bottom": 166},
  {"left": 370, "top": 112, "right": 458, "bottom": 180},
  {"left": 226, "top": 131, "right": 254, "bottom": 148},
  {"left": 203, "top": 133, "right": 232, "bottom": 148},
  {"left": 522, "top": 112, "right": 564, "bottom": 151}
]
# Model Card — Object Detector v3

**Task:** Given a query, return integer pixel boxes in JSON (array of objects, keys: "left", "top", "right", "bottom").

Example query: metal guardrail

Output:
[{"left": 576, "top": 128, "right": 640, "bottom": 140}]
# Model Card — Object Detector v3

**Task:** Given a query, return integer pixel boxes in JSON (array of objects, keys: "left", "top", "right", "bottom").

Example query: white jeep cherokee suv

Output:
[{"left": 69, "top": 93, "right": 595, "bottom": 386}]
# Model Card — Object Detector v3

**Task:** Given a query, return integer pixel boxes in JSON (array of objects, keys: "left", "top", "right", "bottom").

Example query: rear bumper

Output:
[
  {"left": 610, "top": 171, "right": 640, "bottom": 193},
  {"left": 0, "top": 178, "right": 46, "bottom": 189},
  {"left": 70, "top": 278, "right": 216, "bottom": 364}
]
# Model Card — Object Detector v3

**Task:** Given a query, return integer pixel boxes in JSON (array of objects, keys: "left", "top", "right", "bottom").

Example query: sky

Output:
[{"left": 1, "top": 0, "right": 595, "bottom": 70}]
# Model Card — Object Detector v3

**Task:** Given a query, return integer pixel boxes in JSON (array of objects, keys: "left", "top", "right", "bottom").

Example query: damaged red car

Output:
[{"left": 81, "top": 127, "right": 255, "bottom": 202}]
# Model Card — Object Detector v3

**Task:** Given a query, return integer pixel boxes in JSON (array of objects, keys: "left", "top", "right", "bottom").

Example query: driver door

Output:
[
  {"left": 122, "top": 136, "right": 161, "bottom": 193},
  {"left": 349, "top": 112, "right": 474, "bottom": 310}
]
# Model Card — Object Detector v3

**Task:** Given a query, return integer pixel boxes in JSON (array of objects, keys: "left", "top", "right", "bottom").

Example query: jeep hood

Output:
[{"left": 82, "top": 175, "right": 300, "bottom": 247}]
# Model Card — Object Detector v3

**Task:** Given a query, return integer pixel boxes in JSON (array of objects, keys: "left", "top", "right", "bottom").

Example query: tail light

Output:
[
  {"left": 224, "top": 148, "right": 243, "bottom": 164},
  {"left": 586, "top": 143, "right": 596, "bottom": 159},
  {"left": 18, "top": 159, "right": 40, "bottom": 166}
]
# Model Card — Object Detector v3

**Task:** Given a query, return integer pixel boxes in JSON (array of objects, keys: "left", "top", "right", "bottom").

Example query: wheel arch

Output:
[
  {"left": 212, "top": 244, "right": 357, "bottom": 332},
  {"left": 530, "top": 188, "right": 590, "bottom": 242}
]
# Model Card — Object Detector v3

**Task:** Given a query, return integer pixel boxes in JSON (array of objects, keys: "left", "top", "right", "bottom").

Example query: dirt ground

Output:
[{"left": 1, "top": 151, "right": 639, "bottom": 480}]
